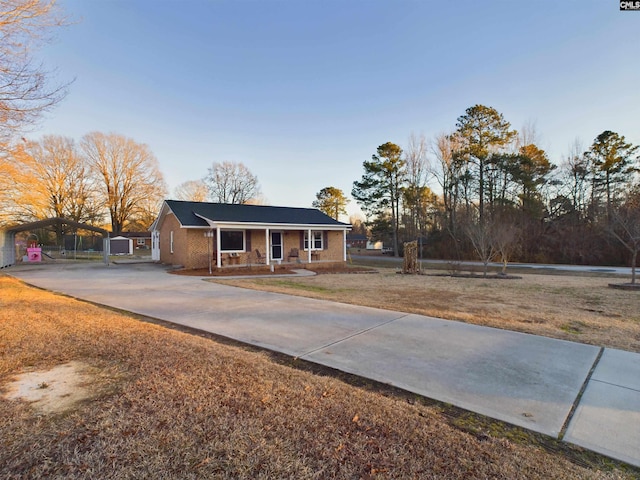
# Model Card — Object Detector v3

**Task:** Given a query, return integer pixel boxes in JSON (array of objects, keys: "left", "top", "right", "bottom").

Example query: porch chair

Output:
[
  {"left": 254, "top": 249, "right": 266, "bottom": 264},
  {"left": 287, "top": 248, "right": 300, "bottom": 263}
]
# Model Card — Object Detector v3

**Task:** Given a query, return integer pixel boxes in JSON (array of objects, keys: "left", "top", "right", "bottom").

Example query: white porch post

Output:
[
  {"left": 343, "top": 230, "right": 347, "bottom": 261},
  {"left": 265, "top": 228, "right": 270, "bottom": 265},
  {"left": 308, "top": 228, "right": 312, "bottom": 263},
  {"left": 216, "top": 227, "right": 221, "bottom": 268}
]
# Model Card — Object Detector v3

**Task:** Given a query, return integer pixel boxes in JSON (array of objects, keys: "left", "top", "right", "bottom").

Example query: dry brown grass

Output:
[
  {"left": 216, "top": 267, "right": 640, "bottom": 353},
  {"left": 0, "top": 275, "right": 634, "bottom": 479}
]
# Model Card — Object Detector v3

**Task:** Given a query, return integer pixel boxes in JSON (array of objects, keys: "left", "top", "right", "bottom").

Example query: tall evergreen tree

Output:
[
  {"left": 585, "top": 131, "right": 639, "bottom": 221},
  {"left": 352, "top": 142, "right": 406, "bottom": 256},
  {"left": 312, "top": 186, "right": 347, "bottom": 220},
  {"left": 454, "top": 105, "right": 517, "bottom": 222}
]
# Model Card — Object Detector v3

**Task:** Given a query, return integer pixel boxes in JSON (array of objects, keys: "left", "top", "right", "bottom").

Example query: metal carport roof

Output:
[{"left": 1, "top": 217, "right": 110, "bottom": 268}]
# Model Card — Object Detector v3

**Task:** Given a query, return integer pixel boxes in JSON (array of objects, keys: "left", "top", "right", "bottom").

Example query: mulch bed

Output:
[
  {"left": 169, "top": 265, "right": 295, "bottom": 277},
  {"left": 419, "top": 272, "right": 523, "bottom": 280},
  {"left": 169, "top": 264, "right": 377, "bottom": 277},
  {"left": 309, "top": 264, "right": 378, "bottom": 274},
  {"left": 608, "top": 283, "right": 640, "bottom": 291}
]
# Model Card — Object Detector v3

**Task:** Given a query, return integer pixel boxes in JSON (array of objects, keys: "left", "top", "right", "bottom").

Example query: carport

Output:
[{"left": 0, "top": 217, "right": 110, "bottom": 268}]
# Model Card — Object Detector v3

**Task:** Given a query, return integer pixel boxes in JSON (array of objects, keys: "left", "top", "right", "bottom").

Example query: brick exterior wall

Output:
[
  {"left": 159, "top": 213, "right": 188, "bottom": 267},
  {"left": 158, "top": 216, "right": 346, "bottom": 269},
  {"left": 280, "top": 230, "right": 345, "bottom": 263},
  {"left": 186, "top": 228, "right": 211, "bottom": 269}
]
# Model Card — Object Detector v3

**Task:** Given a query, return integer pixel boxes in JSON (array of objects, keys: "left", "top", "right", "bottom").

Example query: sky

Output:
[{"left": 31, "top": 0, "right": 640, "bottom": 219}]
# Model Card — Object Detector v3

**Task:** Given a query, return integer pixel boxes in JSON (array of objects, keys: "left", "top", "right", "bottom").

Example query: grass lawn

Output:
[
  {"left": 215, "top": 263, "right": 640, "bottom": 353},
  {"left": 0, "top": 274, "right": 635, "bottom": 479}
]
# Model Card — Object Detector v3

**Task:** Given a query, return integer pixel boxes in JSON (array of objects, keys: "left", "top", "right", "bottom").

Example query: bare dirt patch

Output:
[
  {"left": 215, "top": 266, "right": 640, "bottom": 352},
  {"left": 3, "top": 361, "right": 96, "bottom": 414}
]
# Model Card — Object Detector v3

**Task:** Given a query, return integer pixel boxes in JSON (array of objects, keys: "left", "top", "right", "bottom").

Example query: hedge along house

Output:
[{"left": 150, "top": 200, "right": 351, "bottom": 270}]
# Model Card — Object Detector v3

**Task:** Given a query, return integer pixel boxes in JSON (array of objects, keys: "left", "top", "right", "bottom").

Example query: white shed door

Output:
[{"left": 151, "top": 231, "right": 160, "bottom": 261}]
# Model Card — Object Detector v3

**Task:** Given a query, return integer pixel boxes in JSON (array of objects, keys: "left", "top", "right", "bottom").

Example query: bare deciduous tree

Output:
[
  {"left": 0, "top": 142, "right": 25, "bottom": 225},
  {"left": 174, "top": 179, "right": 208, "bottom": 202},
  {"left": 557, "top": 139, "right": 590, "bottom": 218},
  {"left": 491, "top": 217, "right": 520, "bottom": 275},
  {"left": 81, "top": 132, "right": 166, "bottom": 233},
  {"left": 610, "top": 192, "right": 640, "bottom": 284},
  {"left": 405, "top": 132, "right": 429, "bottom": 190},
  {"left": 31, "top": 136, "right": 97, "bottom": 216},
  {"left": 0, "top": 0, "right": 69, "bottom": 138},
  {"left": 403, "top": 132, "right": 431, "bottom": 238},
  {"left": 203, "top": 161, "right": 261, "bottom": 204},
  {"left": 431, "top": 132, "right": 465, "bottom": 233},
  {"left": 125, "top": 194, "right": 164, "bottom": 232},
  {"left": 349, "top": 214, "right": 367, "bottom": 236},
  {"left": 464, "top": 217, "right": 497, "bottom": 278},
  {"left": 0, "top": 136, "right": 101, "bottom": 234},
  {"left": 513, "top": 120, "right": 540, "bottom": 152},
  {"left": 17, "top": 136, "right": 101, "bottom": 239}
]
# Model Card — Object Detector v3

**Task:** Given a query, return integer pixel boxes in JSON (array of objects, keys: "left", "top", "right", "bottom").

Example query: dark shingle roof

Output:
[{"left": 165, "top": 200, "right": 350, "bottom": 228}]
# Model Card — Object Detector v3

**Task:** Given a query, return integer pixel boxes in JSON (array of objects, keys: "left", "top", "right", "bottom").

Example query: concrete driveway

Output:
[{"left": 6, "top": 261, "right": 640, "bottom": 468}]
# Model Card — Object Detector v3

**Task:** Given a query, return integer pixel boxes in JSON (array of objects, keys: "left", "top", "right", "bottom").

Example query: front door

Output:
[{"left": 271, "top": 231, "right": 283, "bottom": 261}]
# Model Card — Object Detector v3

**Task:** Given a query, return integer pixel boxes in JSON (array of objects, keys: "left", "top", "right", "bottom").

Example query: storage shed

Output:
[{"left": 109, "top": 236, "right": 133, "bottom": 255}]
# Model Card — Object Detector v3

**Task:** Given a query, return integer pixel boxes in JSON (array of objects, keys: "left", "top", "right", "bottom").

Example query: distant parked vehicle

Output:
[{"left": 382, "top": 247, "right": 393, "bottom": 255}]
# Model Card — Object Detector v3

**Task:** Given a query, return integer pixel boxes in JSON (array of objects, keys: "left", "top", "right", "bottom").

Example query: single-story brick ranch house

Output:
[{"left": 150, "top": 200, "right": 351, "bottom": 269}]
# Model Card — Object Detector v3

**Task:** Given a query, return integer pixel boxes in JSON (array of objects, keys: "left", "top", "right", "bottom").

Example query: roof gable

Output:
[{"left": 162, "top": 200, "right": 350, "bottom": 229}]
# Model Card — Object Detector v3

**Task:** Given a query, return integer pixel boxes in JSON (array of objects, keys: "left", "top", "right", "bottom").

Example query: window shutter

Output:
[
  {"left": 246, "top": 231, "right": 251, "bottom": 251},
  {"left": 323, "top": 231, "right": 328, "bottom": 250}
]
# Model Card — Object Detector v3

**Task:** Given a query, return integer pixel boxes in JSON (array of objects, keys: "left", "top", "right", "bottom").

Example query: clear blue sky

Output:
[{"left": 33, "top": 0, "right": 640, "bottom": 218}]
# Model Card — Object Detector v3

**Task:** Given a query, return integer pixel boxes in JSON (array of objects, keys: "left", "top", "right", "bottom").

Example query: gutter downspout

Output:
[{"left": 103, "top": 236, "right": 110, "bottom": 266}]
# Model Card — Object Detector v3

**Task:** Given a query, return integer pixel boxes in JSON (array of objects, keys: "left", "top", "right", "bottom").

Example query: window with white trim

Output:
[
  {"left": 220, "top": 230, "right": 245, "bottom": 252},
  {"left": 136, "top": 238, "right": 146, "bottom": 246},
  {"left": 304, "top": 231, "right": 323, "bottom": 250}
]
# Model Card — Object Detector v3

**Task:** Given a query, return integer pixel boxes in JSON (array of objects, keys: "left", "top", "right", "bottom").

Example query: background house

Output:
[
  {"left": 117, "top": 231, "right": 152, "bottom": 250},
  {"left": 346, "top": 233, "right": 367, "bottom": 249},
  {"left": 150, "top": 200, "right": 351, "bottom": 269},
  {"left": 367, "top": 240, "right": 384, "bottom": 250}
]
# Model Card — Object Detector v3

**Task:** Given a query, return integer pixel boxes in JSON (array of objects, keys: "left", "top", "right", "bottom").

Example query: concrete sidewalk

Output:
[{"left": 6, "top": 262, "right": 640, "bottom": 468}]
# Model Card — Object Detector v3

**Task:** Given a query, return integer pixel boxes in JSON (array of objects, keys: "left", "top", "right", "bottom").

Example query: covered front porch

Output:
[{"left": 198, "top": 222, "right": 347, "bottom": 270}]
